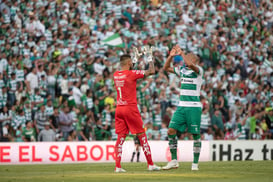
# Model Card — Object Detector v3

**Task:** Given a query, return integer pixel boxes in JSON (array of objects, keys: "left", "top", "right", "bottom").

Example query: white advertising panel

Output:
[
  {"left": 0, "top": 141, "right": 210, "bottom": 164},
  {"left": 2, "top": 140, "right": 272, "bottom": 164},
  {"left": 210, "top": 141, "right": 273, "bottom": 161}
]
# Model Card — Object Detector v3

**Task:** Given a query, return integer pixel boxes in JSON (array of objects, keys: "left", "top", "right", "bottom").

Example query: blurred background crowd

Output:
[{"left": 0, "top": 0, "right": 272, "bottom": 142}]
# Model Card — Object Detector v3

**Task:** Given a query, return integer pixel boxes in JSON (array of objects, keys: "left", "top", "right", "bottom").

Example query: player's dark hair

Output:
[{"left": 120, "top": 54, "right": 131, "bottom": 66}]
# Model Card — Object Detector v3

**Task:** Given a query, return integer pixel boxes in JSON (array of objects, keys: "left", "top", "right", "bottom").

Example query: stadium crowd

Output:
[{"left": 0, "top": 0, "right": 272, "bottom": 142}]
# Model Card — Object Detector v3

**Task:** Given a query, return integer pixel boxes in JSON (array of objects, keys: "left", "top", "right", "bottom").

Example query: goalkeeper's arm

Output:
[{"left": 144, "top": 61, "right": 155, "bottom": 77}]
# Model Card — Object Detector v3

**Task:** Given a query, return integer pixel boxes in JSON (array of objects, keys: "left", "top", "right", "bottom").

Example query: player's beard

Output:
[{"left": 130, "top": 63, "right": 134, "bottom": 70}]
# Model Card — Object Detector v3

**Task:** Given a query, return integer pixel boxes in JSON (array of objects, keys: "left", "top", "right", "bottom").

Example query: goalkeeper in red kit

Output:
[{"left": 113, "top": 46, "right": 161, "bottom": 172}]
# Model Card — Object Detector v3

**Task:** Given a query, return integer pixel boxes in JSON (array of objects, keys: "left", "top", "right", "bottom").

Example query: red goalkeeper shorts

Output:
[{"left": 115, "top": 105, "right": 145, "bottom": 135}]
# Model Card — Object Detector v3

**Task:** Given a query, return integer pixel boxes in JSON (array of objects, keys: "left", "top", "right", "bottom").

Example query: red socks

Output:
[
  {"left": 137, "top": 133, "right": 154, "bottom": 166},
  {"left": 115, "top": 133, "right": 154, "bottom": 168},
  {"left": 115, "top": 134, "right": 126, "bottom": 168}
]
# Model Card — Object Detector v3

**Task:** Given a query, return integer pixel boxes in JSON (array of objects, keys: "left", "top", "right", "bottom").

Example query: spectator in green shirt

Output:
[
  {"left": 94, "top": 119, "right": 110, "bottom": 141},
  {"left": 22, "top": 121, "right": 36, "bottom": 142},
  {"left": 211, "top": 109, "right": 224, "bottom": 139}
]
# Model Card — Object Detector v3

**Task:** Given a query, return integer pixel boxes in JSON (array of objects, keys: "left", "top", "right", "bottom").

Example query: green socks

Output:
[
  {"left": 168, "top": 134, "right": 201, "bottom": 163},
  {"left": 193, "top": 134, "right": 201, "bottom": 164},
  {"left": 168, "top": 134, "right": 177, "bottom": 160}
]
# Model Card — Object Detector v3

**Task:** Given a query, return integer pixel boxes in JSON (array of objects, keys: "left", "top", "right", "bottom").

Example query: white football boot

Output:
[
  {"left": 115, "top": 167, "right": 126, "bottom": 173},
  {"left": 162, "top": 160, "right": 179, "bottom": 170},
  {"left": 148, "top": 164, "right": 161, "bottom": 171},
  {"left": 191, "top": 163, "right": 199, "bottom": 171}
]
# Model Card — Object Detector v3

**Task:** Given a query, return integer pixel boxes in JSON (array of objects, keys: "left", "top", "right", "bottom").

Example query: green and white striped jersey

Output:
[
  {"left": 114, "top": 5, "right": 122, "bottom": 19},
  {"left": 45, "top": 106, "right": 54, "bottom": 117},
  {"left": 0, "top": 111, "right": 12, "bottom": 127},
  {"left": 45, "top": 29, "right": 53, "bottom": 43},
  {"left": 7, "top": 79, "right": 17, "bottom": 92},
  {"left": 141, "top": 111, "right": 151, "bottom": 124},
  {"left": 0, "top": 92, "right": 7, "bottom": 109},
  {"left": 174, "top": 65, "right": 204, "bottom": 108},
  {"left": 3, "top": 14, "right": 10, "bottom": 24},
  {"left": 39, "top": 41, "right": 47, "bottom": 52},
  {"left": 39, "top": 79, "right": 48, "bottom": 96},
  {"left": 66, "top": 66, "right": 75, "bottom": 76},
  {"left": 152, "top": 129, "right": 160, "bottom": 140},
  {"left": 12, "top": 115, "right": 26, "bottom": 130},
  {"left": 24, "top": 107, "right": 32, "bottom": 121},
  {"left": 0, "top": 79, "right": 5, "bottom": 88},
  {"left": 70, "top": 111, "right": 78, "bottom": 130},
  {"left": 201, "top": 112, "right": 211, "bottom": 130},
  {"left": 30, "top": 94, "right": 43, "bottom": 111},
  {"left": 153, "top": 112, "right": 162, "bottom": 127},
  {"left": 105, "top": 1, "right": 113, "bottom": 15},
  {"left": 160, "top": 127, "right": 168, "bottom": 140},
  {"left": 84, "top": 97, "right": 94, "bottom": 110},
  {"left": 102, "top": 109, "right": 111, "bottom": 126},
  {"left": 68, "top": 77, "right": 79, "bottom": 84},
  {"left": 234, "top": 123, "right": 246, "bottom": 140},
  {"left": 16, "top": 69, "right": 24, "bottom": 82}
]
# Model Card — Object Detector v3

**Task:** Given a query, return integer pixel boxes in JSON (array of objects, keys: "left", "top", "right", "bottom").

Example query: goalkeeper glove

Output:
[
  {"left": 132, "top": 46, "right": 142, "bottom": 64},
  {"left": 142, "top": 46, "right": 154, "bottom": 62}
]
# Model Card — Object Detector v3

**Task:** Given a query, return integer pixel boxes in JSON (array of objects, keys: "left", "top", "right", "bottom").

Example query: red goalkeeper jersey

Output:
[{"left": 113, "top": 70, "right": 145, "bottom": 106}]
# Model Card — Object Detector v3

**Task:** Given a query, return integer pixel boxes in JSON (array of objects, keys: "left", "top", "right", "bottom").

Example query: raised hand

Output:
[
  {"left": 175, "top": 45, "right": 185, "bottom": 57},
  {"left": 169, "top": 47, "right": 177, "bottom": 57},
  {"left": 132, "top": 46, "right": 142, "bottom": 64},
  {"left": 142, "top": 45, "right": 154, "bottom": 62}
]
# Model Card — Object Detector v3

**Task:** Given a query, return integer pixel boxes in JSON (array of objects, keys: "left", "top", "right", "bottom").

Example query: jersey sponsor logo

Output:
[
  {"left": 116, "top": 99, "right": 128, "bottom": 105},
  {"left": 114, "top": 75, "right": 126, "bottom": 79},
  {"left": 115, "top": 80, "right": 124, "bottom": 87},
  {"left": 181, "top": 78, "right": 194, "bottom": 83},
  {"left": 178, "top": 101, "right": 202, "bottom": 107}
]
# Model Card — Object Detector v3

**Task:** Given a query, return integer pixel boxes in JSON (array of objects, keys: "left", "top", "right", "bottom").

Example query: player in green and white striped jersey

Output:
[{"left": 162, "top": 45, "right": 203, "bottom": 171}]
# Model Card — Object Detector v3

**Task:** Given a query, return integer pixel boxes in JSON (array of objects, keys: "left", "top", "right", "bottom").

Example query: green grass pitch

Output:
[{"left": 1, "top": 161, "right": 272, "bottom": 182}]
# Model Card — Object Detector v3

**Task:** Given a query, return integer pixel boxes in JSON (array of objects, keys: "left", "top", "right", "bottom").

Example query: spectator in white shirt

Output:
[
  {"left": 60, "top": 72, "right": 69, "bottom": 99},
  {"left": 71, "top": 82, "right": 83, "bottom": 106},
  {"left": 93, "top": 57, "right": 106, "bottom": 75},
  {"left": 26, "top": 67, "right": 39, "bottom": 94},
  {"left": 26, "top": 13, "right": 45, "bottom": 38}
]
